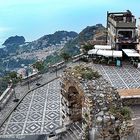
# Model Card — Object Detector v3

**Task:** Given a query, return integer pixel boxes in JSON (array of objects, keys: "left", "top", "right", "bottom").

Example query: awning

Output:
[
  {"left": 97, "top": 50, "right": 112, "bottom": 57},
  {"left": 88, "top": 49, "right": 122, "bottom": 57},
  {"left": 122, "top": 49, "right": 140, "bottom": 57},
  {"left": 94, "top": 45, "right": 112, "bottom": 50},
  {"left": 122, "top": 49, "right": 137, "bottom": 53},
  {"left": 88, "top": 49, "right": 98, "bottom": 55},
  {"left": 113, "top": 51, "right": 122, "bottom": 57}
]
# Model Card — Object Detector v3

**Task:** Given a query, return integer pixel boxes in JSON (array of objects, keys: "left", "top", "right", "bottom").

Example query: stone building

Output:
[
  {"left": 107, "top": 10, "right": 138, "bottom": 50},
  {"left": 59, "top": 65, "right": 133, "bottom": 140}
]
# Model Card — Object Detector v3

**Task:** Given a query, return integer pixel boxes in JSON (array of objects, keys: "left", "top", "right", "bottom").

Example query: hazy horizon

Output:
[{"left": 0, "top": 0, "right": 140, "bottom": 47}]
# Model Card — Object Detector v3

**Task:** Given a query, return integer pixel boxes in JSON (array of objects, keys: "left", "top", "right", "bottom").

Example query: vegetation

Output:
[
  {"left": 0, "top": 71, "right": 20, "bottom": 94},
  {"left": 82, "top": 44, "right": 94, "bottom": 54},
  {"left": 109, "top": 106, "right": 132, "bottom": 121},
  {"left": 2, "top": 35, "right": 25, "bottom": 46},
  {"left": 44, "top": 53, "right": 63, "bottom": 65},
  {"left": 0, "top": 24, "right": 106, "bottom": 76},
  {"left": 71, "top": 65, "right": 101, "bottom": 80},
  {"left": 39, "top": 31, "right": 77, "bottom": 45},
  {"left": 3, "top": 58, "right": 35, "bottom": 70},
  {"left": 63, "top": 24, "right": 106, "bottom": 56},
  {"left": 60, "top": 52, "right": 71, "bottom": 62},
  {"left": 62, "top": 38, "right": 80, "bottom": 56},
  {"left": 33, "top": 61, "right": 44, "bottom": 72},
  {"left": 0, "top": 77, "right": 9, "bottom": 94}
]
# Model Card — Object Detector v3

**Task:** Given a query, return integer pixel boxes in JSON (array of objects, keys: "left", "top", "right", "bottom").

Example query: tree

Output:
[
  {"left": 82, "top": 44, "right": 94, "bottom": 54},
  {"left": 60, "top": 52, "right": 71, "bottom": 62},
  {"left": 9, "top": 71, "right": 17, "bottom": 79},
  {"left": 33, "top": 61, "right": 44, "bottom": 72},
  {"left": 8, "top": 71, "right": 18, "bottom": 85}
]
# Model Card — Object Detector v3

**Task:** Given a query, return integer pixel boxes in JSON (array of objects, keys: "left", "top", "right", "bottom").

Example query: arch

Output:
[
  {"left": 67, "top": 86, "right": 83, "bottom": 122},
  {"left": 60, "top": 65, "right": 133, "bottom": 140}
]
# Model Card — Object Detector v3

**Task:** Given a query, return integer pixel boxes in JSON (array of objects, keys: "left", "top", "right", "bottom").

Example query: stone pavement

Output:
[
  {"left": 0, "top": 64, "right": 64, "bottom": 125},
  {"left": 0, "top": 79, "right": 61, "bottom": 137},
  {"left": 0, "top": 62, "right": 140, "bottom": 138},
  {"left": 91, "top": 64, "right": 140, "bottom": 89}
]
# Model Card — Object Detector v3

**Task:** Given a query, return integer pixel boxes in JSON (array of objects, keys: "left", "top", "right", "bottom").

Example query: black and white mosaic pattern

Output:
[
  {"left": 92, "top": 64, "right": 140, "bottom": 89},
  {"left": 0, "top": 79, "right": 61, "bottom": 137},
  {"left": 1, "top": 63, "right": 140, "bottom": 137}
]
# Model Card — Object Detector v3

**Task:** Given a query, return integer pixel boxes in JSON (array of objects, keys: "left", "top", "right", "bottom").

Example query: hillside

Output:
[
  {"left": 21, "top": 31, "right": 78, "bottom": 51},
  {"left": 0, "top": 31, "right": 78, "bottom": 57},
  {"left": 62, "top": 24, "right": 106, "bottom": 55},
  {"left": 2, "top": 35, "right": 25, "bottom": 46},
  {"left": 0, "top": 25, "right": 106, "bottom": 75}
]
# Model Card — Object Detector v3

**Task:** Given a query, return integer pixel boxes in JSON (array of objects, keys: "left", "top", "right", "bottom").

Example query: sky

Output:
[{"left": 0, "top": 0, "right": 140, "bottom": 47}]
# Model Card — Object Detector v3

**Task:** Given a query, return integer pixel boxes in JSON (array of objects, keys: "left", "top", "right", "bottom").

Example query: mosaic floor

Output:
[
  {"left": 1, "top": 63, "right": 140, "bottom": 138},
  {"left": 0, "top": 79, "right": 61, "bottom": 137},
  {"left": 92, "top": 64, "right": 140, "bottom": 89}
]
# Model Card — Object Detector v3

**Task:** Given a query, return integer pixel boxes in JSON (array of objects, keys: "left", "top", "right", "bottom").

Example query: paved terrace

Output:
[
  {"left": 92, "top": 64, "right": 140, "bottom": 89},
  {"left": 92, "top": 63, "right": 140, "bottom": 139},
  {"left": 0, "top": 62, "right": 140, "bottom": 138},
  {"left": 0, "top": 79, "right": 61, "bottom": 137}
]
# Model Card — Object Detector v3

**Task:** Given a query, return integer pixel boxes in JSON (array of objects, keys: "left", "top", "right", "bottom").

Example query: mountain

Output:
[
  {"left": 3, "top": 35, "right": 25, "bottom": 47},
  {"left": 62, "top": 24, "right": 106, "bottom": 55},
  {"left": 2, "top": 35, "right": 26, "bottom": 55},
  {"left": 0, "top": 25, "right": 106, "bottom": 75},
  {"left": 23, "top": 31, "right": 78, "bottom": 51},
  {"left": 0, "top": 31, "right": 78, "bottom": 57}
]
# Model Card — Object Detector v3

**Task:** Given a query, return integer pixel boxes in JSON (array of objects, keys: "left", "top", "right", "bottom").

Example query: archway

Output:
[
  {"left": 67, "top": 86, "right": 83, "bottom": 122},
  {"left": 60, "top": 65, "right": 133, "bottom": 140}
]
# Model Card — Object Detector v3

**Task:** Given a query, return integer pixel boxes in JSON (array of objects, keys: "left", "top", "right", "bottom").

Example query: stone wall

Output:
[{"left": 60, "top": 65, "right": 133, "bottom": 140}]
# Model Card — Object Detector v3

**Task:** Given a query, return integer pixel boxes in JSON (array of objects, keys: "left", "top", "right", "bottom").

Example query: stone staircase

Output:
[{"left": 58, "top": 122, "right": 82, "bottom": 140}]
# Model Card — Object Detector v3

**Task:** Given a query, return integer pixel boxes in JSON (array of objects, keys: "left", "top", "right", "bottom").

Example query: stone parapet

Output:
[{"left": 60, "top": 65, "right": 133, "bottom": 140}]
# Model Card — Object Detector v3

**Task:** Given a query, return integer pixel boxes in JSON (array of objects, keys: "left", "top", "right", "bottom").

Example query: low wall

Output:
[
  {"left": 0, "top": 86, "right": 14, "bottom": 110},
  {"left": 121, "top": 97, "right": 140, "bottom": 106}
]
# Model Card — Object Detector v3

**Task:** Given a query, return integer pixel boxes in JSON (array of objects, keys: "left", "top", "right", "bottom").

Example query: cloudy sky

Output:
[{"left": 0, "top": 0, "right": 140, "bottom": 46}]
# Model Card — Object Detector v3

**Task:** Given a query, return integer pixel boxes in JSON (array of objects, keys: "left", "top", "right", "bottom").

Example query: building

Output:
[
  {"left": 138, "top": 18, "right": 140, "bottom": 39},
  {"left": 17, "top": 68, "right": 26, "bottom": 78},
  {"left": 137, "top": 18, "right": 140, "bottom": 52},
  {"left": 107, "top": 10, "right": 138, "bottom": 50}
]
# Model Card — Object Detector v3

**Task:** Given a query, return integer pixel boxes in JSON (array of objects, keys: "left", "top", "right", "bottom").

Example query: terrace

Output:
[{"left": 0, "top": 62, "right": 140, "bottom": 139}]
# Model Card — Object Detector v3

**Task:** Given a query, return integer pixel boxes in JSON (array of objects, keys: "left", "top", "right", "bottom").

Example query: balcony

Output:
[
  {"left": 108, "top": 17, "right": 136, "bottom": 28},
  {"left": 116, "top": 37, "right": 138, "bottom": 44}
]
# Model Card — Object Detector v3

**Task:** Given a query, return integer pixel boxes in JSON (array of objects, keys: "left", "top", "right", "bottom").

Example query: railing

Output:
[
  {"left": 108, "top": 17, "right": 136, "bottom": 28},
  {"left": 72, "top": 53, "right": 83, "bottom": 62},
  {"left": 133, "top": 127, "right": 140, "bottom": 140},
  {"left": 49, "top": 61, "right": 66, "bottom": 73},
  {"left": 116, "top": 37, "right": 138, "bottom": 43},
  {"left": 21, "top": 72, "right": 42, "bottom": 86},
  {"left": 0, "top": 86, "right": 14, "bottom": 110}
]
